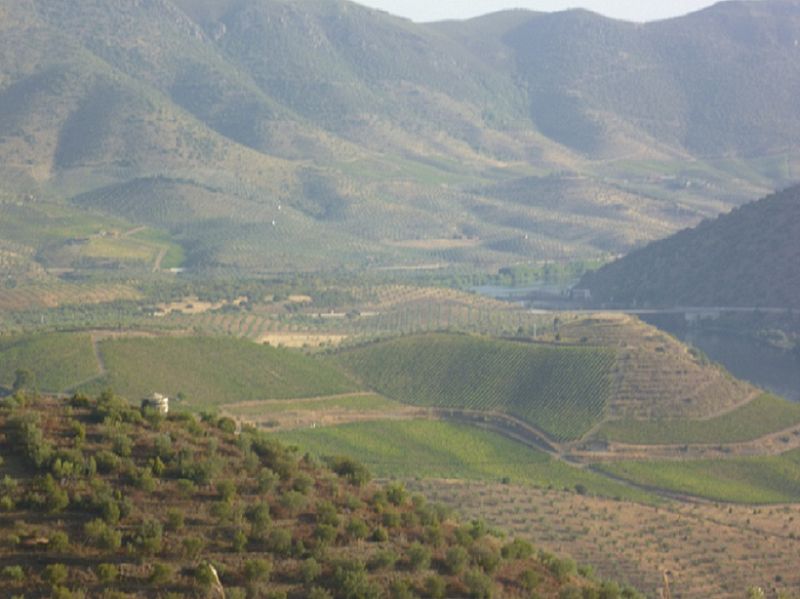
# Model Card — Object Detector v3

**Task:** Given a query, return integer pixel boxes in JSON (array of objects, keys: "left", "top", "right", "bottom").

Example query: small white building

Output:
[{"left": 141, "top": 392, "right": 169, "bottom": 414}]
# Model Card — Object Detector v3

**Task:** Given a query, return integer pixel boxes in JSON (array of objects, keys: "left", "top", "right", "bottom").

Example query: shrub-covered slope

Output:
[
  {"left": 578, "top": 185, "right": 800, "bottom": 308},
  {"left": 0, "top": 393, "right": 641, "bottom": 598}
]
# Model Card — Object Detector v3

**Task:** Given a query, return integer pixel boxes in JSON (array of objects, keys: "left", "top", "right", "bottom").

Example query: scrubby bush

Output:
[
  {"left": 267, "top": 528, "right": 293, "bottom": 557},
  {"left": 346, "top": 517, "right": 369, "bottom": 540},
  {"left": 217, "top": 479, "right": 237, "bottom": 502},
  {"left": 333, "top": 561, "right": 382, "bottom": 599},
  {"left": 424, "top": 575, "right": 446, "bottom": 599},
  {"left": 131, "top": 519, "right": 163, "bottom": 556},
  {"left": 300, "top": 558, "right": 322, "bottom": 585},
  {"left": 315, "top": 500, "right": 340, "bottom": 527},
  {"left": 49, "top": 531, "right": 69, "bottom": 552},
  {"left": 314, "top": 523, "right": 338, "bottom": 545},
  {"left": 388, "top": 577, "right": 417, "bottom": 599},
  {"left": 327, "top": 456, "right": 371, "bottom": 487},
  {"left": 386, "top": 483, "right": 407, "bottom": 506},
  {"left": 165, "top": 508, "right": 185, "bottom": 532},
  {"left": 463, "top": 569, "right": 493, "bottom": 599},
  {"left": 43, "top": 563, "right": 69, "bottom": 586},
  {"left": 85, "top": 518, "right": 122, "bottom": 551},
  {"left": 369, "top": 549, "right": 399, "bottom": 571},
  {"left": 371, "top": 526, "right": 389, "bottom": 542},
  {"left": 406, "top": 542, "right": 432, "bottom": 571},
  {"left": 2, "top": 565, "right": 24, "bottom": 582},
  {"left": 502, "top": 539, "right": 534, "bottom": 560},
  {"left": 243, "top": 558, "right": 272, "bottom": 584},
  {"left": 96, "top": 563, "right": 118, "bottom": 584},
  {"left": 470, "top": 541, "right": 502, "bottom": 574},
  {"left": 149, "top": 563, "right": 173, "bottom": 585},
  {"left": 445, "top": 546, "right": 469, "bottom": 574},
  {"left": 182, "top": 536, "right": 205, "bottom": 559},
  {"left": 308, "top": 588, "right": 333, "bottom": 599}
]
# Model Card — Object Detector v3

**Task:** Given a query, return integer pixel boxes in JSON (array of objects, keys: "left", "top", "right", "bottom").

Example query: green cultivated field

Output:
[
  {"left": 596, "top": 450, "right": 800, "bottom": 504},
  {"left": 278, "top": 420, "right": 655, "bottom": 503},
  {"left": 597, "top": 394, "right": 800, "bottom": 445},
  {"left": 335, "top": 333, "right": 615, "bottom": 441},
  {"left": 0, "top": 333, "right": 99, "bottom": 391},
  {"left": 82, "top": 336, "right": 358, "bottom": 409}
]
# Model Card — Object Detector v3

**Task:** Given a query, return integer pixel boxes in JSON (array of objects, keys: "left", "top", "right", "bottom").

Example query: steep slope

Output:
[
  {"left": 578, "top": 185, "right": 800, "bottom": 308},
  {"left": 0, "top": 393, "right": 632, "bottom": 598}
]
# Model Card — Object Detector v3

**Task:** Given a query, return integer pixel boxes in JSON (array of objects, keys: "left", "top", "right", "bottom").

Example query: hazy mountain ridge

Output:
[
  {"left": 1, "top": 0, "right": 799, "bottom": 273},
  {"left": 578, "top": 184, "right": 800, "bottom": 308}
]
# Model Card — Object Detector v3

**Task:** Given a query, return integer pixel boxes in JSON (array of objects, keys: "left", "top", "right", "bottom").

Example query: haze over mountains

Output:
[{"left": 2, "top": 0, "right": 800, "bottom": 273}]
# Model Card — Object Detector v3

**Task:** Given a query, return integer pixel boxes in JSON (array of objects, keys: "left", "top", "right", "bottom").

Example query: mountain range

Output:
[{"left": 2, "top": 0, "right": 800, "bottom": 273}]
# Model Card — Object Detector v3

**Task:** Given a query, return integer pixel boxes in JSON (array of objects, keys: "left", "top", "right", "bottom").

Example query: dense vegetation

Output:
[
  {"left": 335, "top": 333, "right": 615, "bottom": 441},
  {"left": 0, "top": 392, "right": 642, "bottom": 598},
  {"left": 580, "top": 185, "right": 800, "bottom": 308}
]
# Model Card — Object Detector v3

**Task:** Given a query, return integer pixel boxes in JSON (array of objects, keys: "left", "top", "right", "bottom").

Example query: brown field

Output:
[
  {"left": 410, "top": 479, "right": 800, "bottom": 599},
  {"left": 258, "top": 332, "right": 349, "bottom": 348},
  {"left": 154, "top": 295, "right": 247, "bottom": 316},
  {"left": 0, "top": 283, "right": 141, "bottom": 311},
  {"left": 387, "top": 238, "right": 482, "bottom": 250}
]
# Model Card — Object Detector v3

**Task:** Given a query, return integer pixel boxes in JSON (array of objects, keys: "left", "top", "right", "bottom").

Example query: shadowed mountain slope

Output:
[{"left": 578, "top": 185, "right": 800, "bottom": 308}]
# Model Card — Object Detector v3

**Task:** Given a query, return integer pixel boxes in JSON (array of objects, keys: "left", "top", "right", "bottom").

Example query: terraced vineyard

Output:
[
  {"left": 560, "top": 314, "right": 754, "bottom": 419},
  {"left": 334, "top": 333, "right": 615, "bottom": 441}
]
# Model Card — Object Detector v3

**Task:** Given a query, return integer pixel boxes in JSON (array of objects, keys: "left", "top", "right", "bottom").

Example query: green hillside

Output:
[
  {"left": 0, "top": 333, "right": 98, "bottom": 392},
  {"left": 579, "top": 185, "right": 800, "bottom": 308},
  {"left": 334, "top": 333, "right": 615, "bottom": 441},
  {"left": 0, "top": 394, "right": 637, "bottom": 598}
]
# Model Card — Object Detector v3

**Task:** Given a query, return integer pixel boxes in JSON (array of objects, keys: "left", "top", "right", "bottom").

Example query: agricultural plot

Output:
[
  {"left": 597, "top": 394, "right": 800, "bottom": 445},
  {"left": 334, "top": 333, "right": 615, "bottom": 441},
  {"left": 0, "top": 282, "right": 141, "bottom": 312},
  {"left": 413, "top": 479, "right": 800, "bottom": 599},
  {"left": 0, "top": 332, "right": 99, "bottom": 392},
  {"left": 595, "top": 449, "right": 800, "bottom": 503},
  {"left": 277, "top": 420, "right": 654, "bottom": 503},
  {"left": 223, "top": 393, "right": 402, "bottom": 418},
  {"left": 80, "top": 336, "right": 359, "bottom": 410}
]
